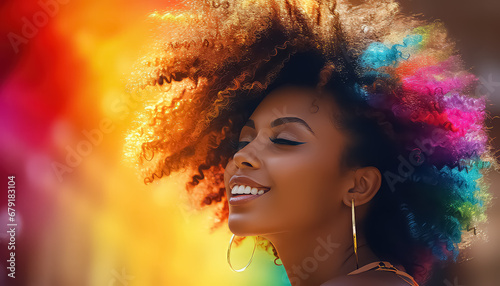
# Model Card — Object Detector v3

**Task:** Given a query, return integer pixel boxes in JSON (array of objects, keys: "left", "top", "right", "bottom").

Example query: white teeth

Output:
[
  {"left": 237, "top": 185, "right": 245, "bottom": 194},
  {"left": 244, "top": 186, "right": 251, "bottom": 194},
  {"left": 231, "top": 185, "right": 268, "bottom": 195}
]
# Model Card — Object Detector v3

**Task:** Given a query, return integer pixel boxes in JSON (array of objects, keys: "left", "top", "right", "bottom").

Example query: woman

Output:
[{"left": 124, "top": 0, "right": 496, "bottom": 285}]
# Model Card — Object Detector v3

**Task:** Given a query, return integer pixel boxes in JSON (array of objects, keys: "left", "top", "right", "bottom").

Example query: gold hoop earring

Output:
[
  {"left": 351, "top": 198, "right": 359, "bottom": 270},
  {"left": 227, "top": 234, "right": 258, "bottom": 272},
  {"left": 274, "top": 257, "right": 283, "bottom": 266}
]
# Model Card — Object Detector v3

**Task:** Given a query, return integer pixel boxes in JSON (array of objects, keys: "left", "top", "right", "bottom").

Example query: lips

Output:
[
  {"left": 228, "top": 176, "right": 271, "bottom": 205},
  {"left": 229, "top": 176, "right": 270, "bottom": 190}
]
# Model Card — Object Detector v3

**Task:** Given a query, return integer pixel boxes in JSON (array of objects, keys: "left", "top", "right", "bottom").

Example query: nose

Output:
[{"left": 233, "top": 143, "right": 261, "bottom": 169}]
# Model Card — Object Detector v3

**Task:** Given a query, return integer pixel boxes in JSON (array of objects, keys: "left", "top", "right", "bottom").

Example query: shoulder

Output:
[{"left": 320, "top": 270, "right": 412, "bottom": 286}]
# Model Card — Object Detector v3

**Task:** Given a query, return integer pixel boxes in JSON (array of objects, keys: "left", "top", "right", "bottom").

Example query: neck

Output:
[{"left": 262, "top": 215, "right": 380, "bottom": 286}]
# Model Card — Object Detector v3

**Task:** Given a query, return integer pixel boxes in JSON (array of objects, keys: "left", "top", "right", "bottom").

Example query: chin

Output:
[{"left": 227, "top": 214, "right": 262, "bottom": 237}]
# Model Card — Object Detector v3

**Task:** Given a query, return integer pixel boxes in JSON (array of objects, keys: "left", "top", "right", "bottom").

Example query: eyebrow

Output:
[{"left": 243, "top": 117, "right": 315, "bottom": 134}]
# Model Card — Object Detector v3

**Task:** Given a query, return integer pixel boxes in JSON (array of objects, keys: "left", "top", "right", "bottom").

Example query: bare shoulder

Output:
[{"left": 320, "top": 270, "right": 412, "bottom": 286}]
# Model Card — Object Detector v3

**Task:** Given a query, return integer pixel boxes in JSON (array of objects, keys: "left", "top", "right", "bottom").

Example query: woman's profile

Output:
[{"left": 124, "top": 0, "right": 497, "bottom": 285}]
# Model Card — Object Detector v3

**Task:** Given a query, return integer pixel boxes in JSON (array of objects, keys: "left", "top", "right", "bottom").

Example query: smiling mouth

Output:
[{"left": 230, "top": 184, "right": 271, "bottom": 196}]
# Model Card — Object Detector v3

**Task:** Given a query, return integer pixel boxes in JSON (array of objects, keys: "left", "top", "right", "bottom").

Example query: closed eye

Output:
[
  {"left": 236, "top": 138, "right": 305, "bottom": 151},
  {"left": 269, "top": 137, "right": 305, "bottom": 145}
]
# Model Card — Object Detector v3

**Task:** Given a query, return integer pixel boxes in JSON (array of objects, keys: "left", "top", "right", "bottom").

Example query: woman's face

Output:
[{"left": 224, "top": 85, "right": 353, "bottom": 236}]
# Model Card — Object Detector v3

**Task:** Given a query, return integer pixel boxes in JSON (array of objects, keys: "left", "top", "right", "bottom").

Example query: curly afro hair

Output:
[{"left": 124, "top": 0, "right": 498, "bottom": 284}]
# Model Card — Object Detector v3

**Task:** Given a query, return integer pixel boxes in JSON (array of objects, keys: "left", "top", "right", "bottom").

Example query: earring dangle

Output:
[
  {"left": 351, "top": 198, "right": 359, "bottom": 270},
  {"left": 227, "top": 234, "right": 258, "bottom": 272}
]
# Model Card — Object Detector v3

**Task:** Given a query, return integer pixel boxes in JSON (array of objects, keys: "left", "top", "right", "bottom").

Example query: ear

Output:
[{"left": 342, "top": 166, "right": 382, "bottom": 208}]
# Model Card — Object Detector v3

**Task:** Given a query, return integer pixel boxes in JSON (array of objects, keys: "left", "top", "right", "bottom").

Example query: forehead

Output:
[{"left": 250, "top": 85, "right": 336, "bottom": 125}]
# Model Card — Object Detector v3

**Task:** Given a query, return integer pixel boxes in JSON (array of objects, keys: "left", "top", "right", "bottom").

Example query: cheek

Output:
[{"left": 266, "top": 148, "right": 342, "bottom": 227}]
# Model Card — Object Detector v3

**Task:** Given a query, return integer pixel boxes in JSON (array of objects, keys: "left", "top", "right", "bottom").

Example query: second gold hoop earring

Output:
[
  {"left": 352, "top": 198, "right": 359, "bottom": 270},
  {"left": 227, "top": 234, "right": 258, "bottom": 272}
]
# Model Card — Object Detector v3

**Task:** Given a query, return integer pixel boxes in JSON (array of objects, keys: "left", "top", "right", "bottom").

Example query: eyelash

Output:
[{"left": 236, "top": 137, "right": 305, "bottom": 151}]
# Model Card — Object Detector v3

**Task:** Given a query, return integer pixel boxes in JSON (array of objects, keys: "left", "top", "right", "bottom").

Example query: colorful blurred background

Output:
[{"left": 1, "top": 0, "right": 499, "bottom": 285}]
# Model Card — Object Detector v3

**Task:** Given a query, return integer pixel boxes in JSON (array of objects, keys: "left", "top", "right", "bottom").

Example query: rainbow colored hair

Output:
[
  {"left": 124, "top": 1, "right": 498, "bottom": 284},
  {"left": 357, "top": 23, "right": 493, "bottom": 272}
]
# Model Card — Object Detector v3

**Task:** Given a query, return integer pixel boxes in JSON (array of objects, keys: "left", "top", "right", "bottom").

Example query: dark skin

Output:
[{"left": 224, "top": 85, "right": 410, "bottom": 286}]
